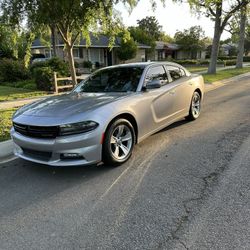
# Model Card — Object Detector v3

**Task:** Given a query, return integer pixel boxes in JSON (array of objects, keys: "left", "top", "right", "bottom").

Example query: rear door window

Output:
[
  {"left": 145, "top": 66, "right": 169, "bottom": 85},
  {"left": 167, "top": 66, "right": 186, "bottom": 81}
]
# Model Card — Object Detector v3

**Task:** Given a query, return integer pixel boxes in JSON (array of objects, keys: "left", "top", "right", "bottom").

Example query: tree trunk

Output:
[
  {"left": 236, "top": 4, "right": 247, "bottom": 68},
  {"left": 51, "top": 24, "right": 57, "bottom": 57},
  {"left": 208, "top": 3, "right": 223, "bottom": 74},
  {"left": 66, "top": 44, "right": 77, "bottom": 86}
]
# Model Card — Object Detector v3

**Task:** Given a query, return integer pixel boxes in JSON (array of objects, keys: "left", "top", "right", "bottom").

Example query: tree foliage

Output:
[
  {"left": 1, "top": 0, "right": 139, "bottom": 85},
  {"left": 0, "top": 22, "right": 18, "bottom": 59},
  {"left": 137, "top": 16, "right": 163, "bottom": 40},
  {"left": 170, "top": 0, "right": 250, "bottom": 73},
  {"left": 117, "top": 36, "right": 137, "bottom": 61},
  {"left": 174, "top": 26, "right": 207, "bottom": 51}
]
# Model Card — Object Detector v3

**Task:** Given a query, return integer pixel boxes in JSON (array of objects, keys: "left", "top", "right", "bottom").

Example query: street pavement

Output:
[{"left": 0, "top": 76, "right": 249, "bottom": 250}]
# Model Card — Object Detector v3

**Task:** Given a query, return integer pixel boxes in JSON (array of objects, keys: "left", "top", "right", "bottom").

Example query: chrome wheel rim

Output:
[
  {"left": 192, "top": 92, "right": 201, "bottom": 118},
  {"left": 110, "top": 125, "right": 133, "bottom": 160}
]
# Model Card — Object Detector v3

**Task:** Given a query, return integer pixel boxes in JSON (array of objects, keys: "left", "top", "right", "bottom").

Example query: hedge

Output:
[{"left": 0, "top": 58, "right": 30, "bottom": 82}]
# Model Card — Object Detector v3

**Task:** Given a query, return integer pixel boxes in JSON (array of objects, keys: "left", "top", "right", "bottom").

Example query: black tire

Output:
[
  {"left": 102, "top": 118, "right": 135, "bottom": 166},
  {"left": 186, "top": 91, "right": 201, "bottom": 121}
]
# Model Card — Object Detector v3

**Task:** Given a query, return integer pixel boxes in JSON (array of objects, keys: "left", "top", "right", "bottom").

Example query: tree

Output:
[
  {"left": 225, "top": 2, "right": 249, "bottom": 65},
  {"left": 171, "top": 0, "right": 250, "bottom": 73},
  {"left": 117, "top": 36, "right": 137, "bottom": 62},
  {"left": 0, "top": 22, "right": 18, "bottom": 59},
  {"left": 1, "top": 0, "right": 138, "bottom": 86},
  {"left": 137, "top": 16, "right": 163, "bottom": 40},
  {"left": 174, "top": 26, "right": 207, "bottom": 58},
  {"left": 128, "top": 26, "right": 156, "bottom": 59},
  {"left": 245, "top": 25, "right": 250, "bottom": 55},
  {"left": 236, "top": 2, "right": 248, "bottom": 68},
  {"left": 159, "top": 32, "right": 174, "bottom": 43}
]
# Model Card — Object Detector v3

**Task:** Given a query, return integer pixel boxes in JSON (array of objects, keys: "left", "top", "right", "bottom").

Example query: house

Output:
[
  {"left": 31, "top": 34, "right": 150, "bottom": 67},
  {"left": 154, "top": 41, "right": 207, "bottom": 61},
  {"left": 220, "top": 43, "right": 237, "bottom": 56}
]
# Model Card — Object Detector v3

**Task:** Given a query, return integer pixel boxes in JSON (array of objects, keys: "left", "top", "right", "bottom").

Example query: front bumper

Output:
[{"left": 11, "top": 127, "right": 103, "bottom": 166}]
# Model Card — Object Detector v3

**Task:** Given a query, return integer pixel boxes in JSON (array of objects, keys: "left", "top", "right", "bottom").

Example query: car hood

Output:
[{"left": 15, "top": 92, "right": 132, "bottom": 118}]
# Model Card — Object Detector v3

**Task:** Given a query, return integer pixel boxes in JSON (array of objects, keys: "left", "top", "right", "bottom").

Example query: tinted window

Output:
[
  {"left": 167, "top": 66, "right": 186, "bottom": 81},
  {"left": 74, "top": 67, "right": 144, "bottom": 93},
  {"left": 145, "top": 66, "right": 168, "bottom": 84}
]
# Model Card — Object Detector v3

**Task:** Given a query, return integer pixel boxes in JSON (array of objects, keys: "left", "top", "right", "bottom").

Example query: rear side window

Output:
[
  {"left": 167, "top": 66, "right": 186, "bottom": 81},
  {"left": 145, "top": 66, "right": 168, "bottom": 85}
]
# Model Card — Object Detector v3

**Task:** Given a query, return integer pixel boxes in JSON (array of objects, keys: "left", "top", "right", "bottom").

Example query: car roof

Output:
[{"left": 105, "top": 61, "right": 184, "bottom": 69}]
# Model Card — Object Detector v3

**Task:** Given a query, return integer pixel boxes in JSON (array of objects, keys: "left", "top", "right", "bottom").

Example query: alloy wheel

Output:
[{"left": 110, "top": 124, "right": 133, "bottom": 160}]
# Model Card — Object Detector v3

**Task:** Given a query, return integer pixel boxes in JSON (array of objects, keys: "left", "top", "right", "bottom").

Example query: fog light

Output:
[{"left": 60, "top": 153, "right": 84, "bottom": 160}]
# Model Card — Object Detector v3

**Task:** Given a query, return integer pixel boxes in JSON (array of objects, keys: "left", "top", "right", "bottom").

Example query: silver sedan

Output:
[{"left": 11, "top": 62, "right": 204, "bottom": 166}]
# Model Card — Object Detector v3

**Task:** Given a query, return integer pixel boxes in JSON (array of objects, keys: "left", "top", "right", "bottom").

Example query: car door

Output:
[
  {"left": 143, "top": 65, "right": 178, "bottom": 131},
  {"left": 165, "top": 65, "right": 193, "bottom": 115}
]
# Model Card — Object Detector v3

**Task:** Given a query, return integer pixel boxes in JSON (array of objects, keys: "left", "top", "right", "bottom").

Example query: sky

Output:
[{"left": 115, "top": 0, "right": 230, "bottom": 40}]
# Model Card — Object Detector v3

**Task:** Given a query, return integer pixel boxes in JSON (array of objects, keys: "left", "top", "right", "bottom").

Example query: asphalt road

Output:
[{"left": 0, "top": 77, "right": 250, "bottom": 250}]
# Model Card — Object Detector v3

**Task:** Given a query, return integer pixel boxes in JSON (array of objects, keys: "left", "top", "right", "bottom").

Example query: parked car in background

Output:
[
  {"left": 11, "top": 62, "right": 204, "bottom": 166},
  {"left": 31, "top": 58, "right": 50, "bottom": 64}
]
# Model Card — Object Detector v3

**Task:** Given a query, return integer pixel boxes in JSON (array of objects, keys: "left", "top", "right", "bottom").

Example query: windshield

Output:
[{"left": 73, "top": 66, "right": 144, "bottom": 93}]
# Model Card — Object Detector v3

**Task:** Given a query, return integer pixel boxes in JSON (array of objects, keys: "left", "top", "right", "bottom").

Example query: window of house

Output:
[
  {"left": 145, "top": 66, "right": 168, "bottom": 85},
  {"left": 45, "top": 49, "right": 52, "bottom": 58},
  {"left": 73, "top": 48, "right": 80, "bottom": 58},
  {"left": 167, "top": 66, "right": 186, "bottom": 81}
]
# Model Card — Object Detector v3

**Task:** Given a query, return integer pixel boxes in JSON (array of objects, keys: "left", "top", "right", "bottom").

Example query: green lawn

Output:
[
  {"left": 0, "top": 108, "right": 17, "bottom": 142},
  {"left": 0, "top": 85, "right": 46, "bottom": 102},
  {"left": 202, "top": 67, "right": 250, "bottom": 83},
  {"left": 186, "top": 66, "right": 208, "bottom": 73}
]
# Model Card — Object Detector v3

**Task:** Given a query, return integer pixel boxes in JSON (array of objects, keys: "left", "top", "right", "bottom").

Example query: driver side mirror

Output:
[{"left": 145, "top": 79, "right": 162, "bottom": 90}]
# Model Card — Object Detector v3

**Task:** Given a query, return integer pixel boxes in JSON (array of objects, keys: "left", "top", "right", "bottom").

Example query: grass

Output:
[
  {"left": 1, "top": 79, "right": 37, "bottom": 90},
  {"left": 202, "top": 66, "right": 250, "bottom": 83},
  {"left": 0, "top": 108, "right": 17, "bottom": 142},
  {"left": 186, "top": 66, "right": 208, "bottom": 73},
  {"left": 0, "top": 85, "right": 47, "bottom": 102}
]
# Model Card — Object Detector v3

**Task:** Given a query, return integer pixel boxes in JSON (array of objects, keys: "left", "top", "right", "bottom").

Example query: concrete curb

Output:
[
  {"left": 0, "top": 72, "right": 250, "bottom": 162},
  {"left": 0, "top": 140, "right": 14, "bottom": 161}
]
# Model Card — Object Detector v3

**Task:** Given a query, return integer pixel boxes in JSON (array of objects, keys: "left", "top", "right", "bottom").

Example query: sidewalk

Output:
[{"left": 0, "top": 96, "right": 49, "bottom": 110}]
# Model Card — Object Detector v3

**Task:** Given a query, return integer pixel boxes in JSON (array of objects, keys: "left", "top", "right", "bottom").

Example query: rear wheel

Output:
[
  {"left": 186, "top": 91, "right": 201, "bottom": 121},
  {"left": 102, "top": 119, "right": 135, "bottom": 166}
]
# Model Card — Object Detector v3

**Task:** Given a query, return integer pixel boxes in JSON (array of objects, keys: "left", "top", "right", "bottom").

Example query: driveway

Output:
[{"left": 0, "top": 76, "right": 249, "bottom": 250}]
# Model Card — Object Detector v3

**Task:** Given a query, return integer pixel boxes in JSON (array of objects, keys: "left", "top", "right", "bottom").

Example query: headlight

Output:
[{"left": 59, "top": 121, "right": 99, "bottom": 136}]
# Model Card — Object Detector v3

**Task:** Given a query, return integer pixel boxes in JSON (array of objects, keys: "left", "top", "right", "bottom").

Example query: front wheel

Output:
[
  {"left": 102, "top": 119, "right": 135, "bottom": 166},
  {"left": 186, "top": 91, "right": 201, "bottom": 121}
]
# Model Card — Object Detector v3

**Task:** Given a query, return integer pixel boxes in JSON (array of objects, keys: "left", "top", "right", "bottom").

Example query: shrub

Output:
[
  {"left": 30, "top": 57, "right": 69, "bottom": 77},
  {"left": 83, "top": 61, "right": 92, "bottom": 68},
  {"left": 173, "top": 59, "right": 198, "bottom": 65},
  {"left": 223, "top": 59, "right": 236, "bottom": 66},
  {"left": 29, "top": 57, "right": 69, "bottom": 91},
  {"left": 199, "top": 59, "right": 210, "bottom": 65},
  {"left": 95, "top": 61, "right": 100, "bottom": 68},
  {"left": 0, "top": 58, "right": 30, "bottom": 82},
  {"left": 47, "top": 57, "right": 69, "bottom": 76},
  {"left": 29, "top": 61, "right": 48, "bottom": 75},
  {"left": 33, "top": 67, "right": 53, "bottom": 91},
  {"left": 216, "top": 60, "right": 225, "bottom": 66},
  {"left": 243, "top": 56, "right": 250, "bottom": 62},
  {"left": 218, "top": 56, "right": 237, "bottom": 60},
  {"left": 74, "top": 61, "right": 80, "bottom": 68}
]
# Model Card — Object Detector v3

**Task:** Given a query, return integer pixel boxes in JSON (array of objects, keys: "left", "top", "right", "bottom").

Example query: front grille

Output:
[
  {"left": 22, "top": 148, "right": 52, "bottom": 161},
  {"left": 13, "top": 122, "right": 59, "bottom": 139}
]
